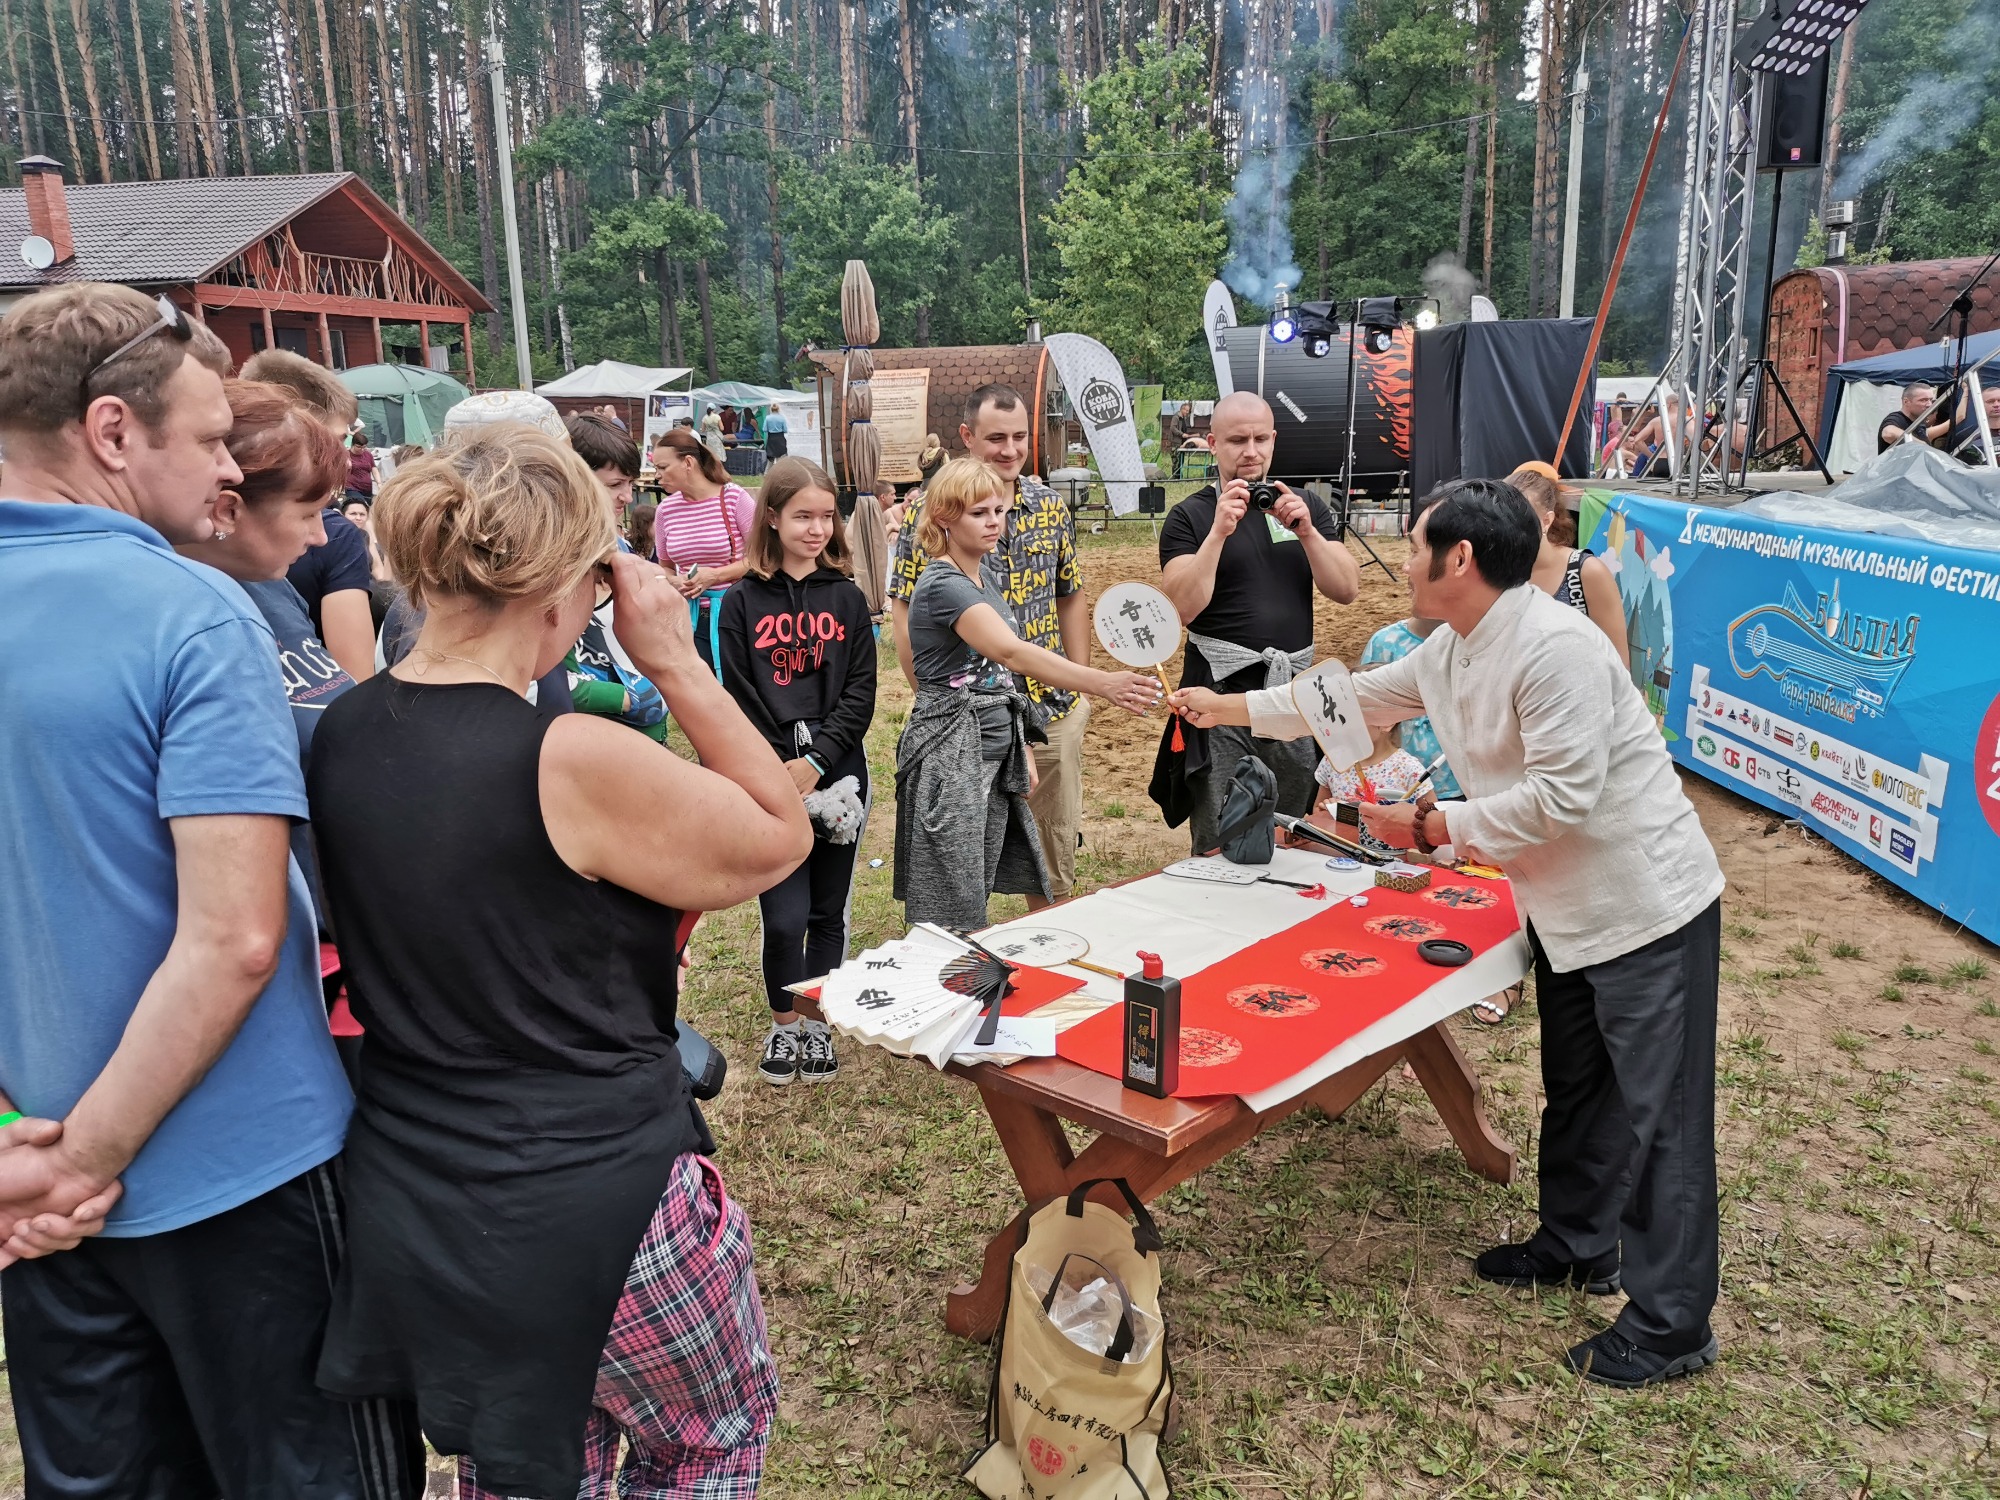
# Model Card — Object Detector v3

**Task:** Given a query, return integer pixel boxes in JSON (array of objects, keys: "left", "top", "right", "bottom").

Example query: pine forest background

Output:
[{"left": 1, "top": 0, "right": 1993, "bottom": 391}]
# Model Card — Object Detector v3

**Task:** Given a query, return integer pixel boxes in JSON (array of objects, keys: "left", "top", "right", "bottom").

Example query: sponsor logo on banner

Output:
[
  {"left": 1726, "top": 581, "right": 1918, "bottom": 724},
  {"left": 1687, "top": 707, "right": 1927, "bottom": 874},
  {"left": 1692, "top": 666, "right": 1941, "bottom": 817},
  {"left": 1079, "top": 377, "right": 1127, "bottom": 431},
  {"left": 1871, "top": 767, "right": 1925, "bottom": 810},
  {"left": 1809, "top": 789, "right": 1863, "bottom": 835}
]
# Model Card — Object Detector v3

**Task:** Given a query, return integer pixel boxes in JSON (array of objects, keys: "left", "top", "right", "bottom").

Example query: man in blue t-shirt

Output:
[{"left": 0, "top": 285, "right": 420, "bottom": 1497}]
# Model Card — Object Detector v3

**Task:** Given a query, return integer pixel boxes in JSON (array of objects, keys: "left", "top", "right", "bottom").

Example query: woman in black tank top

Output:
[
  {"left": 1508, "top": 463, "right": 1632, "bottom": 666},
  {"left": 307, "top": 426, "right": 812, "bottom": 1499}
]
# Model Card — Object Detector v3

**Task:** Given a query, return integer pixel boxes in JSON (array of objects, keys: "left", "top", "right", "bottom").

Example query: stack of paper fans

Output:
[{"left": 818, "top": 925, "right": 1015, "bottom": 1067}]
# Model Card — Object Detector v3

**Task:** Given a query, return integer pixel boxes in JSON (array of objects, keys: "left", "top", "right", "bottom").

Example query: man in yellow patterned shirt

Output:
[{"left": 889, "top": 384, "right": 1090, "bottom": 904}]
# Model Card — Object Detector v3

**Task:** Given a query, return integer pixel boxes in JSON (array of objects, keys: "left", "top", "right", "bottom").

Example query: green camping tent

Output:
[{"left": 340, "top": 364, "right": 471, "bottom": 448}]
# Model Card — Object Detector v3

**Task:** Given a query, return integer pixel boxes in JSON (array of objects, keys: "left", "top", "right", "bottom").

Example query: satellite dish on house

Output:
[
  {"left": 1469, "top": 295, "right": 1500, "bottom": 322},
  {"left": 19, "top": 235, "right": 55, "bottom": 271}
]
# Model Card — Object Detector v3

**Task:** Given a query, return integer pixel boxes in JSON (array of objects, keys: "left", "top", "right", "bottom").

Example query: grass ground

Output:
[{"left": 3, "top": 534, "right": 1996, "bottom": 1499}]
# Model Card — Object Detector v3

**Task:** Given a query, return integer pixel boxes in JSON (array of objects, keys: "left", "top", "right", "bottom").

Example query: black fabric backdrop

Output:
[{"left": 1411, "top": 319, "right": 1595, "bottom": 494}]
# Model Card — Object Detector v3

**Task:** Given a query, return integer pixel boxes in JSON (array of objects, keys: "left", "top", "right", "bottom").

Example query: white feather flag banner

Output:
[{"left": 1044, "top": 332, "right": 1146, "bottom": 516}]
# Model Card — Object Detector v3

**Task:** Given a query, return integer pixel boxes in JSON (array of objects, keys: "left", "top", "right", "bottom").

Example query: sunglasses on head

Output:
[{"left": 79, "top": 294, "right": 193, "bottom": 416}]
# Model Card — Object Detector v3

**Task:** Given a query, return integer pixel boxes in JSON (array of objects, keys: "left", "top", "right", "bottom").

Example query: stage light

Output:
[
  {"left": 1357, "top": 296, "right": 1402, "bottom": 355},
  {"left": 1267, "top": 284, "right": 1298, "bottom": 344},
  {"left": 1748, "top": 0, "right": 1871, "bottom": 72},
  {"left": 1290, "top": 299, "right": 1340, "bottom": 358},
  {"left": 1414, "top": 308, "right": 1440, "bottom": 331}
]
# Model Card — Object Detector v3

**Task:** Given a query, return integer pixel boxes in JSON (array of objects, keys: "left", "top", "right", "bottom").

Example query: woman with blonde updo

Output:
[
  {"left": 304, "top": 423, "right": 810, "bottom": 1499},
  {"left": 893, "top": 457, "right": 1159, "bottom": 930},
  {"left": 1507, "top": 462, "right": 1629, "bottom": 663}
]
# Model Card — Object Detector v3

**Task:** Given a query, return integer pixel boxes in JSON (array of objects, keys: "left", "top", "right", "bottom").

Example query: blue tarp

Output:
[{"left": 1819, "top": 331, "right": 2000, "bottom": 453}]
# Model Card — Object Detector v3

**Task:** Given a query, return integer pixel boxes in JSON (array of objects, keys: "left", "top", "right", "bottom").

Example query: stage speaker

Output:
[{"left": 1759, "top": 54, "right": 1830, "bottom": 171}]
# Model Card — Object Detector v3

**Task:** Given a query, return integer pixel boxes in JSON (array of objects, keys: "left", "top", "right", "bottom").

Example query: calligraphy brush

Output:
[
  {"left": 1274, "top": 812, "right": 1394, "bottom": 865},
  {"left": 939, "top": 933, "right": 1019, "bottom": 1046},
  {"left": 1386, "top": 751, "right": 1451, "bottom": 805}
]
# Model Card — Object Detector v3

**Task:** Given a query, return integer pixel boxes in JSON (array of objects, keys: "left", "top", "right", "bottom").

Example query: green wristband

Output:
[{"left": 0, "top": 1111, "right": 21, "bottom": 1128}]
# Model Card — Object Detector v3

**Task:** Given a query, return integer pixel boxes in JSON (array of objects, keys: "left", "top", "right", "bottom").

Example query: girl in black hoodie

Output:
[{"left": 719, "top": 458, "right": 878, "bottom": 1086}]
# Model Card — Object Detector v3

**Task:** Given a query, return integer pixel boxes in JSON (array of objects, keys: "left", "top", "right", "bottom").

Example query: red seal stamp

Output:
[
  {"left": 1026, "top": 1437, "right": 1065, "bottom": 1476},
  {"left": 1363, "top": 914, "right": 1445, "bottom": 942},
  {"left": 1300, "top": 948, "right": 1387, "bottom": 978},
  {"left": 1226, "top": 984, "right": 1322, "bottom": 1017},
  {"left": 1178, "top": 1027, "right": 1244, "bottom": 1067},
  {"left": 1422, "top": 884, "right": 1498, "bottom": 910}
]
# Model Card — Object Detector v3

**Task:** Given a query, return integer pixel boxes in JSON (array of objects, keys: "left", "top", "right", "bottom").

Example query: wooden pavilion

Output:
[{"left": 0, "top": 157, "right": 492, "bottom": 383}]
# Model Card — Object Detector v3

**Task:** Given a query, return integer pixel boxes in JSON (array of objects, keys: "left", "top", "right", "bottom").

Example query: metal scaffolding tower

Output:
[{"left": 1664, "top": 0, "right": 1761, "bottom": 494}]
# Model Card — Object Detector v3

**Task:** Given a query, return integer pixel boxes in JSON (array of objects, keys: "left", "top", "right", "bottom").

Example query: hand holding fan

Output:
[
  {"left": 1286, "top": 659, "right": 1374, "bottom": 772},
  {"left": 1095, "top": 582, "right": 1185, "bottom": 748}
]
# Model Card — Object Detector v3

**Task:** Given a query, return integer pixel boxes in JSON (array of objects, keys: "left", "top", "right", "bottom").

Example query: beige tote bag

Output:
[{"left": 965, "top": 1180, "right": 1174, "bottom": 1500}]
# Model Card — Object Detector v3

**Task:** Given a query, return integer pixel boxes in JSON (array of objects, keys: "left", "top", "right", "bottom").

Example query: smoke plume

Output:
[
  {"left": 1221, "top": 77, "right": 1304, "bottom": 301},
  {"left": 1220, "top": 0, "right": 1339, "bottom": 306},
  {"left": 1833, "top": 1, "right": 2000, "bottom": 199},
  {"left": 1422, "top": 252, "right": 1477, "bottom": 322}
]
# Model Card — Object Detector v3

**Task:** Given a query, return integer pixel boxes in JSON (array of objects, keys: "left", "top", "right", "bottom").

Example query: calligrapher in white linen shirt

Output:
[{"left": 1244, "top": 584, "right": 1722, "bottom": 973}]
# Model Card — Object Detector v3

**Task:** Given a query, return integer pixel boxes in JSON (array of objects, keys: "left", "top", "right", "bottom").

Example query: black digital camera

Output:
[{"left": 1246, "top": 481, "right": 1281, "bottom": 511}]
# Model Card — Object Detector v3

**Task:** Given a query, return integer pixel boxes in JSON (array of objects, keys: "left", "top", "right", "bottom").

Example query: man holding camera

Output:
[{"left": 1152, "top": 391, "right": 1359, "bottom": 852}]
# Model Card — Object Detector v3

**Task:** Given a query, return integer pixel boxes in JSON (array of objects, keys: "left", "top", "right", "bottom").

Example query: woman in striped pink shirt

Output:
[{"left": 650, "top": 427, "right": 757, "bottom": 680}]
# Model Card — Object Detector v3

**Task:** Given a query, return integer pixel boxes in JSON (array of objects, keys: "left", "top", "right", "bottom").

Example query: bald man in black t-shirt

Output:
[{"left": 1152, "top": 392, "right": 1360, "bottom": 852}]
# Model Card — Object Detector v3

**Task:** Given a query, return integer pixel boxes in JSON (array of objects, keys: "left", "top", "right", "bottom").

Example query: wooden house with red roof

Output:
[{"left": 0, "top": 156, "right": 493, "bottom": 383}]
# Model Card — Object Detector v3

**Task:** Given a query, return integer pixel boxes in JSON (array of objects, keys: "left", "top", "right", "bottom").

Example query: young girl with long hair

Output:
[
  {"left": 650, "top": 427, "right": 755, "bottom": 679},
  {"left": 718, "top": 457, "right": 878, "bottom": 1087},
  {"left": 893, "top": 458, "right": 1160, "bottom": 931}
]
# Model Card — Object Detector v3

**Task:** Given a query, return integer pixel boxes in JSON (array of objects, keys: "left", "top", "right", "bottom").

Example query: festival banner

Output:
[
  {"left": 870, "top": 367, "right": 931, "bottom": 485},
  {"left": 1203, "top": 279, "right": 1238, "bottom": 397},
  {"left": 1580, "top": 489, "right": 2000, "bottom": 945},
  {"left": 1132, "top": 384, "right": 1164, "bottom": 466},
  {"left": 1045, "top": 332, "right": 1145, "bottom": 514}
]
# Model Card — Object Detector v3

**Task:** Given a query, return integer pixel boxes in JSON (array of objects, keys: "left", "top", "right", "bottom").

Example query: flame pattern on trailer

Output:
[{"left": 1358, "top": 329, "right": 1416, "bottom": 464}]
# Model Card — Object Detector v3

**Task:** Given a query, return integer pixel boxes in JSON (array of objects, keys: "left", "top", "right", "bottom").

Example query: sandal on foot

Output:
[{"left": 1472, "top": 984, "right": 1521, "bottom": 1026}]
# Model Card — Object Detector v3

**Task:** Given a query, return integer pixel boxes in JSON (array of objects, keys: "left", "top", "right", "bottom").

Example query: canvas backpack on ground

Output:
[{"left": 965, "top": 1179, "right": 1174, "bottom": 1500}]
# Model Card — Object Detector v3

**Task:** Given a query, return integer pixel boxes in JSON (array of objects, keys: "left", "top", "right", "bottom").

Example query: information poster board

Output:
[
  {"left": 869, "top": 368, "right": 930, "bottom": 485},
  {"left": 1581, "top": 489, "right": 2000, "bottom": 945}
]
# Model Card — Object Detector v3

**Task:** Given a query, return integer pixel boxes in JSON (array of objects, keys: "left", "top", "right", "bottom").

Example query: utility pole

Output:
[
  {"left": 1559, "top": 40, "right": 1589, "bottom": 319},
  {"left": 485, "top": 6, "right": 535, "bottom": 390}
]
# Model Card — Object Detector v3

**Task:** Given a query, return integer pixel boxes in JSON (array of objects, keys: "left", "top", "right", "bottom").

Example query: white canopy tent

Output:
[{"left": 537, "top": 360, "right": 694, "bottom": 399}]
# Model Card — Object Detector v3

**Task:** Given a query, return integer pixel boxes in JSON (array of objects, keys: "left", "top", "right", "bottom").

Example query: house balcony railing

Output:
[{"left": 207, "top": 225, "right": 462, "bottom": 311}]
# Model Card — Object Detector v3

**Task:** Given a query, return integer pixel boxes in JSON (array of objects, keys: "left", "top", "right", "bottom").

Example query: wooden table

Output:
[
  {"left": 802, "top": 990, "right": 1515, "bottom": 1342},
  {"left": 938, "top": 1020, "right": 1511, "bottom": 1340}
]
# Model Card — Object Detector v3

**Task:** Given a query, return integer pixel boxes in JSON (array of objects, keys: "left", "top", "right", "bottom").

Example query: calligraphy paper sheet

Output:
[{"left": 1050, "top": 880, "right": 1524, "bottom": 1100}]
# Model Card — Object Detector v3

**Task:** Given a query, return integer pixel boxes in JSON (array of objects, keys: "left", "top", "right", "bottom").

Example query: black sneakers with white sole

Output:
[
  {"left": 759, "top": 1025, "right": 801, "bottom": 1087},
  {"left": 797, "top": 1019, "right": 839, "bottom": 1083}
]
